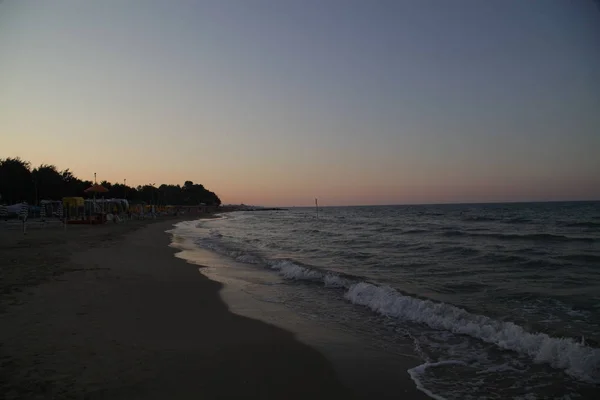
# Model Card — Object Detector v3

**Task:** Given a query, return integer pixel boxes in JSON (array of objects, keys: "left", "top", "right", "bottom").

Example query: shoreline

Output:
[
  {"left": 0, "top": 218, "right": 352, "bottom": 399},
  {"left": 170, "top": 218, "right": 429, "bottom": 399}
]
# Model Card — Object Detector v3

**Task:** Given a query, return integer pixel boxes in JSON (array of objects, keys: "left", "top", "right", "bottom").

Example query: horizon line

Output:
[{"left": 252, "top": 199, "right": 600, "bottom": 208}]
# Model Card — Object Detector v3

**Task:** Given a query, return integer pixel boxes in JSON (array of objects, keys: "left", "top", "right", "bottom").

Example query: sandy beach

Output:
[{"left": 0, "top": 218, "right": 352, "bottom": 399}]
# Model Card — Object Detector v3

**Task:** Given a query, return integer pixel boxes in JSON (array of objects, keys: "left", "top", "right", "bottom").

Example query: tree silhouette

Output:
[
  {"left": 0, "top": 157, "right": 221, "bottom": 206},
  {"left": 31, "top": 164, "right": 63, "bottom": 201},
  {"left": 0, "top": 157, "right": 34, "bottom": 204}
]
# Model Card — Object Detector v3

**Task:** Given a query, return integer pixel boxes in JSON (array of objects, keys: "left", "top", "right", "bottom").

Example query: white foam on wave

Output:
[
  {"left": 170, "top": 221, "right": 600, "bottom": 384},
  {"left": 195, "top": 238, "right": 264, "bottom": 265},
  {"left": 208, "top": 228, "right": 223, "bottom": 238},
  {"left": 475, "top": 363, "right": 526, "bottom": 374},
  {"left": 407, "top": 360, "right": 466, "bottom": 400},
  {"left": 268, "top": 260, "right": 324, "bottom": 281},
  {"left": 324, "top": 274, "right": 352, "bottom": 288},
  {"left": 345, "top": 282, "right": 600, "bottom": 383}
]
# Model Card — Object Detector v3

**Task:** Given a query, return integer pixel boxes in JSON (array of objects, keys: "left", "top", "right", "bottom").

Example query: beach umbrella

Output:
[{"left": 84, "top": 184, "right": 109, "bottom": 194}]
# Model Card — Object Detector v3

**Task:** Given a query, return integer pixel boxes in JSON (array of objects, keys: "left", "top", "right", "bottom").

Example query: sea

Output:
[{"left": 169, "top": 202, "right": 600, "bottom": 399}]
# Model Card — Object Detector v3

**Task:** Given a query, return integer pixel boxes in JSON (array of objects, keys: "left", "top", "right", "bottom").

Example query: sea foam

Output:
[
  {"left": 407, "top": 360, "right": 467, "bottom": 400},
  {"left": 269, "top": 260, "right": 323, "bottom": 281},
  {"left": 185, "top": 225, "right": 600, "bottom": 384},
  {"left": 263, "top": 256, "right": 600, "bottom": 383},
  {"left": 344, "top": 282, "right": 600, "bottom": 383}
]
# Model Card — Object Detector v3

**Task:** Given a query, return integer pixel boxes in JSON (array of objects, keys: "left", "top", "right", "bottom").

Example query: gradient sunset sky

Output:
[{"left": 1, "top": 0, "right": 599, "bottom": 206}]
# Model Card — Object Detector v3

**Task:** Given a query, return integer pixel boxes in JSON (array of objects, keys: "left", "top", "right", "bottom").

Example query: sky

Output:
[{"left": 1, "top": 0, "right": 599, "bottom": 206}]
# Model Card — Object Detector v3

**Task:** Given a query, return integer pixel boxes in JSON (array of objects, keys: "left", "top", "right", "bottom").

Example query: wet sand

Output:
[{"left": 0, "top": 218, "right": 351, "bottom": 399}]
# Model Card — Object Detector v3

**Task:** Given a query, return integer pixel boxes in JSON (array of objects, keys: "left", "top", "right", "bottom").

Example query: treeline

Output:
[{"left": 0, "top": 157, "right": 221, "bottom": 206}]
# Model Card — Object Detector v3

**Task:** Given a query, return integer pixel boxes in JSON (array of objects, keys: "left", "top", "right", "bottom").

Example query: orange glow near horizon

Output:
[{"left": 1, "top": 147, "right": 600, "bottom": 207}]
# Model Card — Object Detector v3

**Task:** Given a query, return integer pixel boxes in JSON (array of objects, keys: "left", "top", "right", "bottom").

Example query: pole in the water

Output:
[{"left": 315, "top": 198, "right": 318, "bottom": 219}]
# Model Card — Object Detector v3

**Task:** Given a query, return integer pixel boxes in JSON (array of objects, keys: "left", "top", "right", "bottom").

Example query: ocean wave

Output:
[
  {"left": 403, "top": 229, "right": 430, "bottom": 234},
  {"left": 504, "top": 217, "right": 533, "bottom": 224},
  {"left": 475, "top": 233, "right": 596, "bottom": 243},
  {"left": 440, "top": 230, "right": 467, "bottom": 237},
  {"left": 440, "top": 226, "right": 460, "bottom": 230},
  {"left": 434, "top": 229, "right": 595, "bottom": 243},
  {"left": 519, "top": 259, "right": 565, "bottom": 270},
  {"left": 174, "top": 218, "right": 600, "bottom": 383},
  {"left": 208, "top": 229, "right": 223, "bottom": 238},
  {"left": 345, "top": 282, "right": 600, "bottom": 383},
  {"left": 268, "top": 260, "right": 323, "bottom": 281},
  {"left": 441, "top": 281, "right": 490, "bottom": 293},
  {"left": 195, "top": 238, "right": 263, "bottom": 265},
  {"left": 436, "top": 246, "right": 480, "bottom": 256},
  {"left": 324, "top": 274, "right": 352, "bottom": 288},
  {"left": 464, "top": 227, "right": 491, "bottom": 232},
  {"left": 476, "top": 253, "right": 530, "bottom": 264},
  {"left": 418, "top": 212, "right": 445, "bottom": 217},
  {"left": 267, "top": 259, "right": 356, "bottom": 288},
  {"left": 557, "top": 254, "right": 600, "bottom": 263},
  {"left": 561, "top": 221, "right": 600, "bottom": 229},
  {"left": 463, "top": 216, "right": 498, "bottom": 222},
  {"left": 205, "top": 238, "right": 600, "bottom": 383},
  {"left": 406, "top": 244, "right": 434, "bottom": 252}
]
